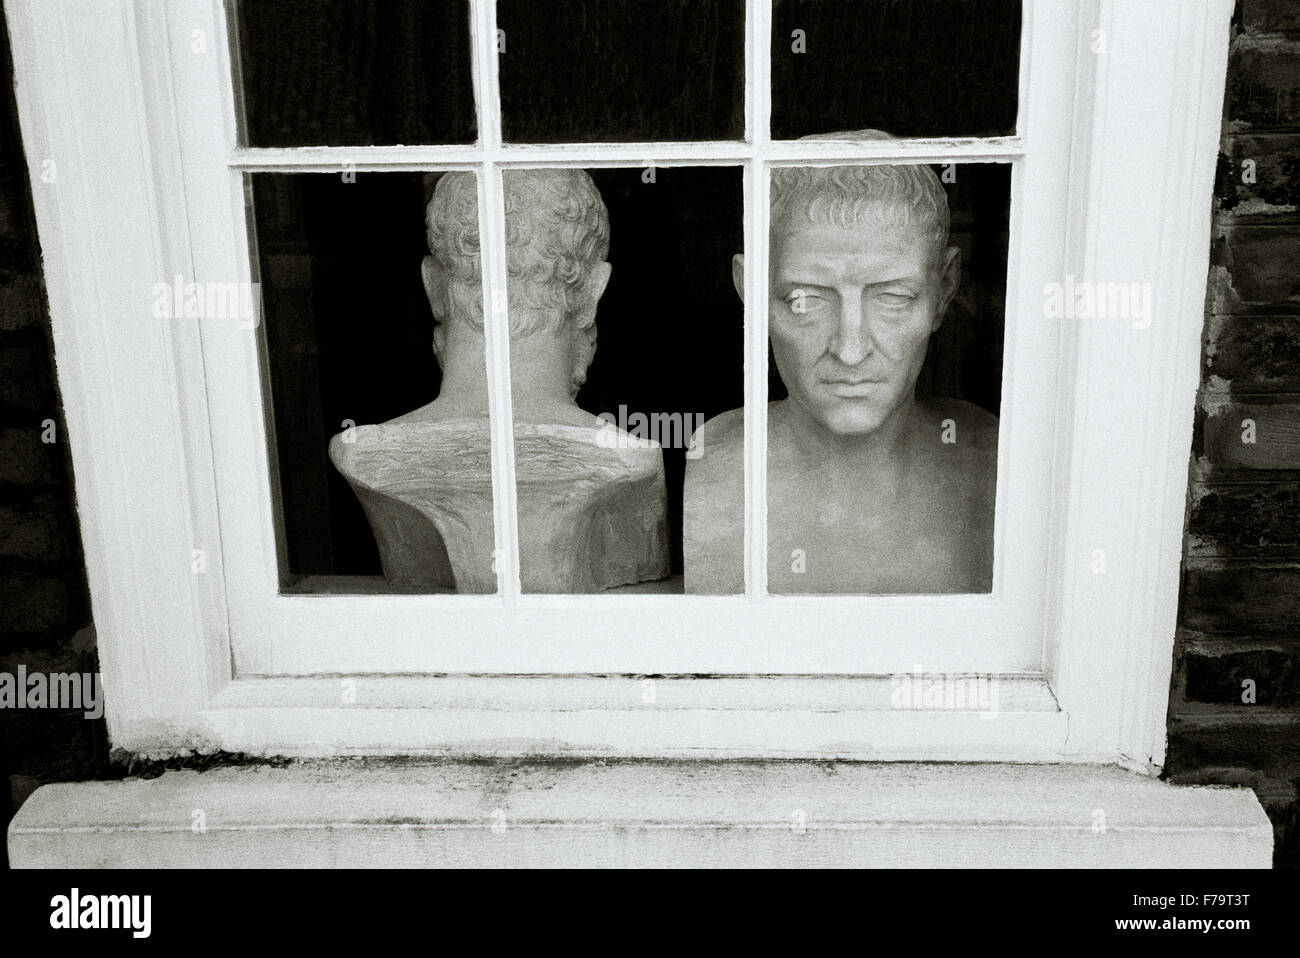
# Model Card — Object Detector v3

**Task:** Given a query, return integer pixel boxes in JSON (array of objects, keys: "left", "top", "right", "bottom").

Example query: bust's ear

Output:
[
  {"left": 432, "top": 322, "right": 448, "bottom": 365},
  {"left": 936, "top": 246, "right": 962, "bottom": 325},
  {"left": 568, "top": 263, "right": 611, "bottom": 396},
  {"left": 570, "top": 261, "right": 612, "bottom": 335},
  {"left": 423, "top": 256, "right": 450, "bottom": 364},
  {"left": 572, "top": 318, "right": 598, "bottom": 399},
  {"left": 421, "top": 255, "right": 447, "bottom": 320},
  {"left": 588, "top": 261, "right": 612, "bottom": 303},
  {"left": 731, "top": 254, "right": 745, "bottom": 303}
]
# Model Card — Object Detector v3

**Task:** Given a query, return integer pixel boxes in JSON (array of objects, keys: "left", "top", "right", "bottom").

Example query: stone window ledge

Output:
[{"left": 8, "top": 761, "right": 1272, "bottom": 868}]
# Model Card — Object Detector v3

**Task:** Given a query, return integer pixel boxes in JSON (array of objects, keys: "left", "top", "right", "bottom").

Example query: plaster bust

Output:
[
  {"left": 684, "top": 132, "right": 998, "bottom": 594},
  {"left": 330, "top": 169, "right": 669, "bottom": 593}
]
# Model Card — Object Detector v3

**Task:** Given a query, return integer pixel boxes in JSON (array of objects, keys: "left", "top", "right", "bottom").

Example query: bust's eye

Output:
[
  {"left": 876, "top": 290, "right": 916, "bottom": 306},
  {"left": 785, "top": 289, "right": 829, "bottom": 314}
]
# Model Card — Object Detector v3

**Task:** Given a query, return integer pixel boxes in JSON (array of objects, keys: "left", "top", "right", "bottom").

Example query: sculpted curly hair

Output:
[
  {"left": 770, "top": 130, "right": 950, "bottom": 268},
  {"left": 425, "top": 169, "right": 610, "bottom": 338}
]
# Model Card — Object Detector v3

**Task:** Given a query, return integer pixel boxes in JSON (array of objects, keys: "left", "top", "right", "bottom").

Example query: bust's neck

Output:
[
  {"left": 780, "top": 396, "right": 920, "bottom": 486},
  {"left": 412, "top": 332, "right": 599, "bottom": 429}
]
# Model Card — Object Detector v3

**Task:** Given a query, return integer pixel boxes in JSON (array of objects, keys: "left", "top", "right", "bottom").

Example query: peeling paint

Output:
[
  {"left": 1232, "top": 33, "right": 1300, "bottom": 53},
  {"left": 1200, "top": 387, "right": 1236, "bottom": 416},
  {"left": 1205, "top": 265, "right": 1244, "bottom": 314},
  {"left": 1232, "top": 197, "right": 1299, "bottom": 216}
]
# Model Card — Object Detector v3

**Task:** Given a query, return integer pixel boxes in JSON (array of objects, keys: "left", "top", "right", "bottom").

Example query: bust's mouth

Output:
[{"left": 823, "top": 380, "right": 885, "bottom": 397}]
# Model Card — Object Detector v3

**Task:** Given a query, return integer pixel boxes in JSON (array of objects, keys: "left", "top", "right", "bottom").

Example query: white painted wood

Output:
[
  {"left": 183, "top": 705, "right": 1073, "bottom": 761},
  {"left": 8, "top": 763, "right": 1273, "bottom": 868},
  {"left": 742, "top": 157, "right": 769, "bottom": 599},
  {"left": 166, "top": 673, "right": 1069, "bottom": 761},
  {"left": 469, "top": 0, "right": 520, "bottom": 598},
  {"left": 742, "top": 0, "right": 771, "bottom": 599},
  {"left": 254, "top": 596, "right": 1039, "bottom": 674},
  {"left": 127, "top": 2, "right": 234, "bottom": 694},
  {"left": 1044, "top": 0, "right": 1236, "bottom": 770},
  {"left": 157, "top": 0, "right": 280, "bottom": 678},
  {"left": 226, "top": 138, "right": 1025, "bottom": 170},
  {"left": 1, "top": 0, "right": 1236, "bottom": 768},
  {"left": 211, "top": 674, "right": 1061, "bottom": 712},
  {"left": 3, "top": 0, "right": 225, "bottom": 735}
]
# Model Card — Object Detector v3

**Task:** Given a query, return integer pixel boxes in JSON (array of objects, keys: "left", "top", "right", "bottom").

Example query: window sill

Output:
[{"left": 8, "top": 761, "right": 1272, "bottom": 868}]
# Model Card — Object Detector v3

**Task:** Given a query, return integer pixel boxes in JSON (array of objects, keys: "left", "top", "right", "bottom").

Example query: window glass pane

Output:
[
  {"left": 771, "top": 0, "right": 1022, "bottom": 139},
  {"left": 233, "top": 0, "right": 475, "bottom": 147},
  {"left": 497, "top": 0, "right": 746, "bottom": 142},
  {"left": 478, "top": 167, "right": 743, "bottom": 593},
  {"left": 683, "top": 161, "right": 1009, "bottom": 595},
  {"left": 250, "top": 170, "right": 499, "bottom": 594}
]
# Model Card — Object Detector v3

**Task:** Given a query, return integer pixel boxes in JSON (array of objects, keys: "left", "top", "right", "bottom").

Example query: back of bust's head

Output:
[
  {"left": 770, "top": 130, "right": 950, "bottom": 268},
  {"left": 426, "top": 169, "right": 610, "bottom": 338}
]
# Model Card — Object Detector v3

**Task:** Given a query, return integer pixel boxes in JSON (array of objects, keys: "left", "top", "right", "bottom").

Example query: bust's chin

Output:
[{"left": 796, "top": 398, "right": 897, "bottom": 439}]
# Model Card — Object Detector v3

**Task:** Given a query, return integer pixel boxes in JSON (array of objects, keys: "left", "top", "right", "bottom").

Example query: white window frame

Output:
[
  {"left": 212, "top": 0, "right": 1051, "bottom": 679},
  {"left": 5, "top": 0, "right": 1232, "bottom": 767}
]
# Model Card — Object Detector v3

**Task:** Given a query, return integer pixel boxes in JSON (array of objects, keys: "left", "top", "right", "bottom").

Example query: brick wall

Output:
[
  {"left": 1166, "top": 0, "right": 1300, "bottom": 868},
  {"left": 0, "top": 2, "right": 108, "bottom": 868}
]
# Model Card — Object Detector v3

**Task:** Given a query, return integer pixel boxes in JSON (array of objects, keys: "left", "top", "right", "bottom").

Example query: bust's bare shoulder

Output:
[
  {"left": 682, "top": 407, "right": 746, "bottom": 594},
  {"left": 685, "top": 406, "right": 746, "bottom": 484},
  {"left": 920, "top": 398, "right": 999, "bottom": 460}
]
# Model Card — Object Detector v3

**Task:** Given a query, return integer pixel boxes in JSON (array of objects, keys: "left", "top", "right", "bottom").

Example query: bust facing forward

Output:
[{"left": 684, "top": 133, "right": 997, "bottom": 595}]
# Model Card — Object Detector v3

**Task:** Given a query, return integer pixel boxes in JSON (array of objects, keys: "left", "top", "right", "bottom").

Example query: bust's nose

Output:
[{"left": 829, "top": 293, "right": 872, "bottom": 367}]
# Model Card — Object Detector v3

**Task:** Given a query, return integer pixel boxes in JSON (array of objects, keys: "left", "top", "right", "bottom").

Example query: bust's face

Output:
[{"left": 768, "top": 217, "right": 956, "bottom": 437}]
